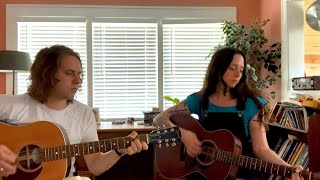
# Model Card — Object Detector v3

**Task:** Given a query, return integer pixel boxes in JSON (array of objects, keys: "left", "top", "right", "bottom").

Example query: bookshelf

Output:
[{"left": 267, "top": 102, "right": 320, "bottom": 176}]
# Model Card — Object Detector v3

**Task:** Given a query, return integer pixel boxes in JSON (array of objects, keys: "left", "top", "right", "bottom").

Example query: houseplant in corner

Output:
[{"left": 210, "top": 19, "right": 281, "bottom": 100}]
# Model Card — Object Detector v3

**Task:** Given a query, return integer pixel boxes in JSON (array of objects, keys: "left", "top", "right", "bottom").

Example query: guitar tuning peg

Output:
[
  {"left": 172, "top": 142, "right": 176, "bottom": 146},
  {"left": 157, "top": 126, "right": 160, "bottom": 129},
  {"left": 158, "top": 144, "right": 162, "bottom": 148},
  {"left": 165, "top": 143, "right": 169, "bottom": 147},
  {"left": 158, "top": 140, "right": 162, "bottom": 144},
  {"left": 165, "top": 139, "right": 168, "bottom": 143},
  {"left": 172, "top": 138, "right": 176, "bottom": 142},
  {"left": 163, "top": 124, "right": 166, "bottom": 128},
  {"left": 164, "top": 129, "right": 167, "bottom": 133}
]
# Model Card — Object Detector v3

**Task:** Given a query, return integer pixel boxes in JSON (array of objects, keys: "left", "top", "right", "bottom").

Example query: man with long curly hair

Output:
[{"left": 0, "top": 45, "right": 148, "bottom": 179}]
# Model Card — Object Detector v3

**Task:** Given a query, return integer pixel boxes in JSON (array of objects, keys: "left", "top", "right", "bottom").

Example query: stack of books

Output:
[{"left": 267, "top": 102, "right": 308, "bottom": 131}]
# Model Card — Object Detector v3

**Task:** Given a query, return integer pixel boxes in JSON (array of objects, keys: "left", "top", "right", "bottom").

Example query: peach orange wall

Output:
[
  {"left": 260, "top": 0, "right": 281, "bottom": 43},
  {"left": 5, "top": 0, "right": 262, "bottom": 26},
  {"left": 260, "top": 0, "right": 282, "bottom": 104}
]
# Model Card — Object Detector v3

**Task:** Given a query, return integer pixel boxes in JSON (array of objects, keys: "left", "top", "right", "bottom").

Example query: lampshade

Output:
[
  {"left": 0, "top": 50, "right": 32, "bottom": 72},
  {"left": 0, "top": 50, "right": 32, "bottom": 95},
  {"left": 306, "top": 0, "right": 320, "bottom": 31}
]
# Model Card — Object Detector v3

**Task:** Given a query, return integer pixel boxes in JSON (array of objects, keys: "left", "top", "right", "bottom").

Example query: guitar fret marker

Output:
[
  {"left": 259, "top": 159, "right": 262, "bottom": 171},
  {"left": 82, "top": 144, "right": 85, "bottom": 155},
  {"left": 78, "top": 144, "right": 80, "bottom": 155},
  {"left": 117, "top": 139, "right": 119, "bottom": 149},
  {"left": 245, "top": 157, "right": 248, "bottom": 168},
  {"left": 254, "top": 159, "right": 257, "bottom": 170},
  {"left": 98, "top": 141, "right": 101, "bottom": 152},
  {"left": 50, "top": 148, "right": 52, "bottom": 161},
  {"left": 45, "top": 148, "right": 47, "bottom": 161}
]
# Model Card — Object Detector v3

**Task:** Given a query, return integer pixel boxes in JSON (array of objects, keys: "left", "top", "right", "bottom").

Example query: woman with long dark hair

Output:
[{"left": 154, "top": 47, "right": 302, "bottom": 180}]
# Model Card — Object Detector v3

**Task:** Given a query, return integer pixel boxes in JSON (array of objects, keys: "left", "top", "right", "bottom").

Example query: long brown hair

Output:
[
  {"left": 27, "top": 45, "right": 83, "bottom": 103},
  {"left": 201, "top": 47, "right": 267, "bottom": 124}
]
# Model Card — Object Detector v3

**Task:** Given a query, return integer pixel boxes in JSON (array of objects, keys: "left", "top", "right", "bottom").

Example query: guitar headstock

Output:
[{"left": 149, "top": 126, "right": 180, "bottom": 148}]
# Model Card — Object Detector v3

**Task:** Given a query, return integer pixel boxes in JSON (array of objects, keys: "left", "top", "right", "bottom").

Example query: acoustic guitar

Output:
[
  {"left": 155, "top": 114, "right": 320, "bottom": 180},
  {"left": 0, "top": 121, "right": 180, "bottom": 180}
]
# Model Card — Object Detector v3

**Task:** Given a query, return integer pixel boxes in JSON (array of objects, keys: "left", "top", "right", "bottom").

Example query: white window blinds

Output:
[
  {"left": 9, "top": 6, "right": 235, "bottom": 120},
  {"left": 92, "top": 23, "right": 158, "bottom": 119},
  {"left": 17, "top": 22, "right": 87, "bottom": 104},
  {"left": 163, "top": 23, "right": 224, "bottom": 109}
]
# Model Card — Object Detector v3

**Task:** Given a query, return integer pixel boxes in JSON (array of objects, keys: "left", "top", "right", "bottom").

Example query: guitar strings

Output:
[
  {"left": 16, "top": 129, "right": 182, "bottom": 158},
  {"left": 15, "top": 142, "right": 309, "bottom": 178},
  {"left": 200, "top": 145, "right": 309, "bottom": 178},
  {"left": 16, "top": 134, "right": 149, "bottom": 160}
]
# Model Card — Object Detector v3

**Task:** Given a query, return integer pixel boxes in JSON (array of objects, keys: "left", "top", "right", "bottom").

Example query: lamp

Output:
[
  {"left": 306, "top": 0, "right": 320, "bottom": 31},
  {"left": 0, "top": 50, "right": 32, "bottom": 95}
]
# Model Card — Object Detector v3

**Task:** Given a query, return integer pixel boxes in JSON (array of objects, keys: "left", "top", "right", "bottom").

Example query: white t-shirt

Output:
[{"left": 0, "top": 93, "right": 98, "bottom": 176}]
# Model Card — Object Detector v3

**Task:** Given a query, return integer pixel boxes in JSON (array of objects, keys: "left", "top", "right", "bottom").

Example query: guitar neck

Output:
[
  {"left": 213, "top": 149, "right": 312, "bottom": 179},
  {"left": 41, "top": 134, "right": 148, "bottom": 161}
]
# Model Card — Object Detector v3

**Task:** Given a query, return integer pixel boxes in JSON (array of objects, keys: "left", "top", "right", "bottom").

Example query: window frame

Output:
[{"left": 6, "top": 5, "right": 236, "bottom": 120}]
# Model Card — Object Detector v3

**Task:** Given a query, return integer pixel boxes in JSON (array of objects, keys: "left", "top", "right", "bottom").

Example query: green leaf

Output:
[
  {"left": 163, "top": 96, "right": 180, "bottom": 105},
  {"left": 270, "top": 91, "right": 276, "bottom": 99}
]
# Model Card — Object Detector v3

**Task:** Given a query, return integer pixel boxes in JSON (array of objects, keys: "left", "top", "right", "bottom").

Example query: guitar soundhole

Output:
[
  {"left": 196, "top": 140, "right": 216, "bottom": 166},
  {"left": 18, "top": 145, "right": 43, "bottom": 172}
]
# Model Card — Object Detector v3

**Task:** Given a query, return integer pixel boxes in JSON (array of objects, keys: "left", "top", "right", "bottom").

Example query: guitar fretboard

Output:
[
  {"left": 40, "top": 134, "right": 148, "bottom": 161},
  {"left": 205, "top": 147, "right": 312, "bottom": 179}
]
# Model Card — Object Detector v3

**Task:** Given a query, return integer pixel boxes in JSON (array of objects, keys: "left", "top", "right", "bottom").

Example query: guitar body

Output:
[
  {"left": 0, "top": 121, "right": 68, "bottom": 180},
  {"left": 155, "top": 114, "right": 242, "bottom": 180},
  {"left": 0, "top": 121, "right": 181, "bottom": 180}
]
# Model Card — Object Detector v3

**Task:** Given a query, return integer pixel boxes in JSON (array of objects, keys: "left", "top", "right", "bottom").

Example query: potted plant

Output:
[{"left": 210, "top": 19, "right": 281, "bottom": 100}]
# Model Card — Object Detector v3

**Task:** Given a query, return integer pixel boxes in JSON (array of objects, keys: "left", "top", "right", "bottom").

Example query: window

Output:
[
  {"left": 17, "top": 21, "right": 87, "bottom": 104},
  {"left": 92, "top": 22, "right": 158, "bottom": 118},
  {"left": 7, "top": 5, "right": 235, "bottom": 120},
  {"left": 163, "top": 22, "right": 224, "bottom": 109}
]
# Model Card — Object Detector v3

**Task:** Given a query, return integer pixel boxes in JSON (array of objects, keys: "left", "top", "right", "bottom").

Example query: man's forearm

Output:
[{"left": 84, "top": 150, "right": 121, "bottom": 176}]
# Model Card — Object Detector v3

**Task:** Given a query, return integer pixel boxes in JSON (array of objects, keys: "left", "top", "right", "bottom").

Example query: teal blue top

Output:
[{"left": 186, "top": 92, "right": 267, "bottom": 137}]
